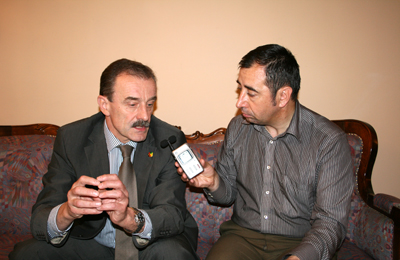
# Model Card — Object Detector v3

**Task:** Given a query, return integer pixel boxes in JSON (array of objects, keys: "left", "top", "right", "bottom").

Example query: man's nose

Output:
[
  {"left": 236, "top": 91, "right": 246, "bottom": 109},
  {"left": 137, "top": 104, "right": 150, "bottom": 121}
]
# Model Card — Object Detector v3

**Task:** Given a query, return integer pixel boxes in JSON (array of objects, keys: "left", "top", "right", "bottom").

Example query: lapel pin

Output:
[{"left": 148, "top": 152, "right": 153, "bottom": 157}]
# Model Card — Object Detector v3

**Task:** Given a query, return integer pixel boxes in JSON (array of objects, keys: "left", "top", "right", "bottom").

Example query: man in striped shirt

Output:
[{"left": 179, "top": 44, "right": 354, "bottom": 260}]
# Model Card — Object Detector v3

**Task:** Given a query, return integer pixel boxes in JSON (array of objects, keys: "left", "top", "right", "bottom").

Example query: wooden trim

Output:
[
  {"left": 185, "top": 127, "right": 226, "bottom": 145},
  {"left": 0, "top": 124, "right": 59, "bottom": 136},
  {"left": 331, "top": 119, "right": 378, "bottom": 203}
]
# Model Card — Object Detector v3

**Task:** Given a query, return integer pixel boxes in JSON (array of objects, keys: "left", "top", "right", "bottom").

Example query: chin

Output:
[{"left": 130, "top": 129, "right": 149, "bottom": 142}]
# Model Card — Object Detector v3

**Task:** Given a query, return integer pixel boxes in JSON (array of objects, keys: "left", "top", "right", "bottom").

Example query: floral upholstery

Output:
[
  {"left": 186, "top": 142, "right": 233, "bottom": 260},
  {"left": 374, "top": 194, "right": 400, "bottom": 214},
  {"left": 0, "top": 135, "right": 55, "bottom": 259},
  {"left": 337, "top": 240, "right": 374, "bottom": 260},
  {"left": 339, "top": 134, "right": 394, "bottom": 260}
]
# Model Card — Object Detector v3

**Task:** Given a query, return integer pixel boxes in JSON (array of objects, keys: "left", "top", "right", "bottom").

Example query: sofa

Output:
[{"left": 1, "top": 121, "right": 399, "bottom": 260}]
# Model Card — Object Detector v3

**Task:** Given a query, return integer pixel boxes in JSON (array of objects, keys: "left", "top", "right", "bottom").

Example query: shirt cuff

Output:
[
  {"left": 133, "top": 209, "right": 152, "bottom": 239},
  {"left": 287, "top": 242, "right": 320, "bottom": 260},
  {"left": 47, "top": 204, "right": 73, "bottom": 244},
  {"left": 204, "top": 176, "right": 227, "bottom": 202}
]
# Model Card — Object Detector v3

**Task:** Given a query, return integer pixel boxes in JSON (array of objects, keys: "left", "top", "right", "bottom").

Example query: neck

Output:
[{"left": 265, "top": 100, "right": 296, "bottom": 138}]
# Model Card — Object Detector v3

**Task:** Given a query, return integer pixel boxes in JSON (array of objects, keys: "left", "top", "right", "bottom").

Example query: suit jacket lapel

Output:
[
  {"left": 85, "top": 121, "right": 109, "bottom": 178},
  {"left": 133, "top": 131, "right": 157, "bottom": 208}
]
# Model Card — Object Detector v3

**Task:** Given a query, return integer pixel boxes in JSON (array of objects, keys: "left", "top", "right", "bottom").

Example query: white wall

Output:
[{"left": 1, "top": 0, "right": 399, "bottom": 198}]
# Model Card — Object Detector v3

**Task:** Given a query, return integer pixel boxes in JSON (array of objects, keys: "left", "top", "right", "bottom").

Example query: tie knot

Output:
[{"left": 119, "top": 145, "right": 133, "bottom": 159}]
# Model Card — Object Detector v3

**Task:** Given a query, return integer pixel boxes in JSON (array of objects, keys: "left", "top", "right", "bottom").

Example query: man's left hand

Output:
[{"left": 96, "top": 174, "right": 137, "bottom": 231}]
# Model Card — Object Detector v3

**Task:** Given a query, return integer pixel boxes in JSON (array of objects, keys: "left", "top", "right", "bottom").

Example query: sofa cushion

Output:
[
  {"left": 186, "top": 142, "right": 233, "bottom": 260},
  {"left": 0, "top": 135, "right": 55, "bottom": 258},
  {"left": 337, "top": 239, "right": 374, "bottom": 260}
]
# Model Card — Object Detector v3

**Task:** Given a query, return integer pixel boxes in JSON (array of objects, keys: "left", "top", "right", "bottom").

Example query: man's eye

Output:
[{"left": 129, "top": 103, "right": 138, "bottom": 107}]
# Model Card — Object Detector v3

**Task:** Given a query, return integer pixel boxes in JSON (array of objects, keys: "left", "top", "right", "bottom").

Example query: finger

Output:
[
  {"left": 67, "top": 197, "right": 102, "bottom": 216},
  {"left": 72, "top": 185, "right": 100, "bottom": 198},
  {"left": 99, "top": 198, "right": 117, "bottom": 204},
  {"left": 97, "top": 173, "right": 119, "bottom": 182},
  {"left": 181, "top": 172, "right": 190, "bottom": 182},
  {"left": 73, "top": 197, "right": 102, "bottom": 209},
  {"left": 97, "top": 188, "right": 128, "bottom": 204},
  {"left": 76, "top": 175, "right": 101, "bottom": 188},
  {"left": 199, "top": 158, "right": 206, "bottom": 167},
  {"left": 98, "top": 180, "right": 129, "bottom": 198},
  {"left": 175, "top": 165, "right": 184, "bottom": 175}
]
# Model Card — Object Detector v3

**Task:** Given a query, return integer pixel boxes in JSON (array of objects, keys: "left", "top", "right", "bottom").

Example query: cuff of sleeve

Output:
[
  {"left": 47, "top": 204, "right": 73, "bottom": 244},
  {"left": 288, "top": 242, "right": 320, "bottom": 260},
  {"left": 204, "top": 176, "right": 226, "bottom": 202},
  {"left": 133, "top": 209, "right": 152, "bottom": 240}
]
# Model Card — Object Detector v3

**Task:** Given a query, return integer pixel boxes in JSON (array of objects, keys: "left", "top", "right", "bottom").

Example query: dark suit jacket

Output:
[{"left": 30, "top": 112, "right": 198, "bottom": 249}]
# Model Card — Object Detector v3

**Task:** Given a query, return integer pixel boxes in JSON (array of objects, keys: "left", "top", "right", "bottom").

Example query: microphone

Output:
[
  {"left": 160, "top": 135, "right": 204, "bottom": 179},
  {"left": 160, "top": 135, "right": 177, "bottom": 151}
]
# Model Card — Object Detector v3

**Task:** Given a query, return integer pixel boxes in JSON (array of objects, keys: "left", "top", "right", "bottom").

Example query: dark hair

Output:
[
  {"left": 100, "top": 59, "right": 157, "bottom": 101},
  {"left": 239, "top": 44, "right": 300, "bottom": 100}
]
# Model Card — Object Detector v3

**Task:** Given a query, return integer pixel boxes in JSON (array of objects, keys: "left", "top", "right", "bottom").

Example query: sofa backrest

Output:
[
  {"left": 0, "top": 124, "right": 59, "bottom": 238},
  {"left": 0, "top": 121, "right": 387, "bottom": 259},
  {"left": 185, "top": 128, "right": 228, "bottom": 259},
  {"left": 331, "top": 120, "right": 395, "bottom": 259}
]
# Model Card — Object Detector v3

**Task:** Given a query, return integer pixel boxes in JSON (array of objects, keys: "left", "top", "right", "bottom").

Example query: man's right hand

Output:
[
  {"left": 175, "top": 159, "right": 220, "bottom": 192},
  {"left": 56, "top": 175, "right": 103, "bottom": 231}
]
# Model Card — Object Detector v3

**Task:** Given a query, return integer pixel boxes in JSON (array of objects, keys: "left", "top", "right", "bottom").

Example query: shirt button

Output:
[
  {"left": 264, "top": 215, "right": 268, "bottom": 220},
  {"left": 267, "top": 166, "right": 271, "bottom": 170},
  {"left": 265, "top": 191, "right": 270, "bottom": 195},
  {"left": 269, "top": 140, "right": 274, "bottom": 144}
]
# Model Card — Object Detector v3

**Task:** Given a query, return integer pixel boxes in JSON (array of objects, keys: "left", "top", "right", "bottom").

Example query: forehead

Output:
[
  {"left": 113, "top": 73, "right": 156, "bottom": 97},
  {"left": 238, "top": 64, "right": 267, "bottom": 86}
]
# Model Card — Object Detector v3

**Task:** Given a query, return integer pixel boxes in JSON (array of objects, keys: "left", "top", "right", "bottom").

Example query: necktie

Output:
[{"left": 115, "top": 145, "right": 139, "bottom": 260}]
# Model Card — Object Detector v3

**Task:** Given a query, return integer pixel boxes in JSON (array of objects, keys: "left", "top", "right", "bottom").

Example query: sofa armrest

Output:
[
  {"left": 373, "top": 193, "right": 400, "bottom": 260},
  {"left": 373, "top": 193, "right": 400, "bottom": 214},
  {"left": 352, "top": 205, "right": 395, "bottom": 260}
]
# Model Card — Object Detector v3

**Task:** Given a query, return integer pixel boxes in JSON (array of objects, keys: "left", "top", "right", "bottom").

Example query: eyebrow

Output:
[
  {"left": 125, "top": 96, "right": 157, "bottom": 102},
  {"left": 236, "top": 80, "right": 258, "bottom": 93}
]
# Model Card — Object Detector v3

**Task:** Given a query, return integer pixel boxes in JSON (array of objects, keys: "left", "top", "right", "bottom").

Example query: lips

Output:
[
  {"left": 241, "top": 110, "right": 251, "bottom": 118},
  {"left": 133, "top": 126, "right": 148, "bottom": 132}
]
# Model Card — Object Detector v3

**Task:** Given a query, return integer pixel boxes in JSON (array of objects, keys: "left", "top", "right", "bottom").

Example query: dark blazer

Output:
[{"left": 30, "top": 112, "right": 198, "bottom": 249}]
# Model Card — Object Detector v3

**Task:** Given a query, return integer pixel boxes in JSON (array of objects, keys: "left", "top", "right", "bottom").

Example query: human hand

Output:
[
  {"left": 57, "top": 175, "right": 102, "bottom": 230},
  {"left": 96, "top": 174, "right": 137, "bottom": 231},
  {"left": 175, "top": 159, "right": 219, "bottom": 192}
]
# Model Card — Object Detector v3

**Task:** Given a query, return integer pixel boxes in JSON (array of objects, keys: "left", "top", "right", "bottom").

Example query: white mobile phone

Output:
[{"left": 172, "top": 143, "right": 203, "bottom": 179}]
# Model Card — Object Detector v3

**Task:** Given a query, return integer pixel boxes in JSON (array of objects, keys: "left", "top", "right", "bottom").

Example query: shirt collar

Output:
[
  {"left": 284, "top": 100, "right": 301, "bottom": 141},
  {"left": 242, "top": 100, "right": 302, "bottom": 141},
  {"left": 103, "top": 120, "right": 137, "bottom": 153}
]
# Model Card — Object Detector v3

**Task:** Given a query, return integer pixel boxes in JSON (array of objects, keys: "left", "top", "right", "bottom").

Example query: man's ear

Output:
[
  {"left": 97, "top": 95, "right": 110, "bottom": 116},
  {"left": 277, "top": 86, "right": 292, "bottom": 108}
]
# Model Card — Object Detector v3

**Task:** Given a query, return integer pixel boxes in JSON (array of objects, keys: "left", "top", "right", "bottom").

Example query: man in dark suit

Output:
[{"left": 10, "top": 59, "right": 198, "bottom": 260}]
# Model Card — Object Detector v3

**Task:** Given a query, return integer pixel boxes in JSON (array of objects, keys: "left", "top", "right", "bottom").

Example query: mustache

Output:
[{"left": 132, "top": 120, "right": 150, "bottom": 128}]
